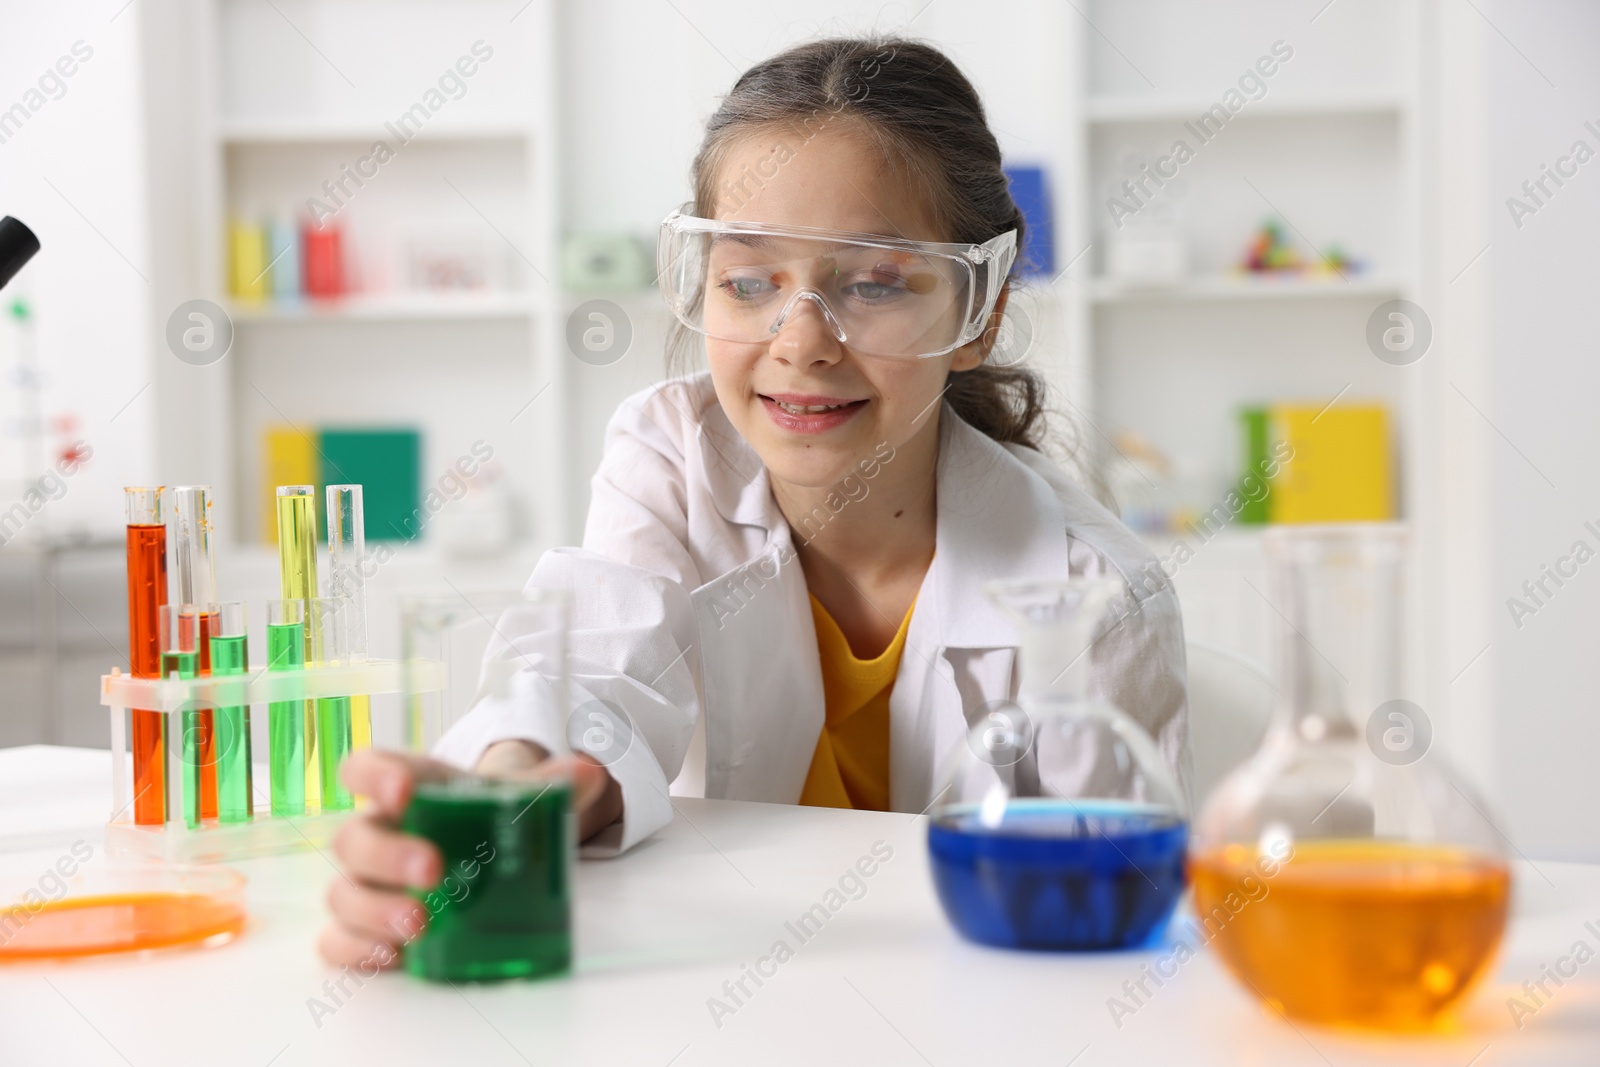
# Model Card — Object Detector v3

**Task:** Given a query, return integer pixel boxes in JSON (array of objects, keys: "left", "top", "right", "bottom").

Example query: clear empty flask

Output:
[
  {"left": 1192, "top": 524, "right": 1511, "bottom": 1029},
  {"left": 928, "top": 578, "right": 1188, "bottom": 951}
]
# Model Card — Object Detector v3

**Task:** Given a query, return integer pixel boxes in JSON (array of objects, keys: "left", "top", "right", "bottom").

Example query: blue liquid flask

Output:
[{"left": 927, "top": 578, "right": 1189, "bottom": 951}]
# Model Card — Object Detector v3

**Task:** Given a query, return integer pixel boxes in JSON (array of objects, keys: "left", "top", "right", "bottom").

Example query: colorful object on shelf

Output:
[
  {"left": 1238, "top": 219, "right": 1303, "bottom": 273},
  {"left": 1236, "top": 219, "right": 1364, "bottom": 277},
  {"left": 1003, "top": 165, "right": 1055, "bottom": 277},
  {"left": 1237, "top": 408, "right": 1272, "bottom": 525},
  {"left": 401, "top": 776, "right": 574, "bottom": 982},
  {"left": 228, "top": 220, "right": 271, "bottom": 300},
  {"left": 303, "top": 222, "right": 347, "bottom": 298},
  {"left": 0, "top": 866, "right": 246, "bottom": 960},
  {"left": 268, "top": 217, "right": 302, "bottom": 300},
  {"left": 262, "top": 426, "right": 421, "bottom": 544},
  {"left": 560, "top": 233, "right": 652, "bottom": 291},
  {"left": 124, "top": 487, "right": 167, "bottom": 827},
  {"left": 1266, "top": 402, "right": 1391, "bottom": 523}
]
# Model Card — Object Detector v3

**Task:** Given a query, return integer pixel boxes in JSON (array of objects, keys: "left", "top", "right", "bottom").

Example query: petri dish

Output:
[{"left": 0, "top": 863, "right": 247, "bottom": 961}]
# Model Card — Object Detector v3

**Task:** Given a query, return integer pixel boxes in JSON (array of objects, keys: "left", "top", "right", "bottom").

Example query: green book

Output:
[
  {"left": 1238, "top": 407, "right": 1270, "bottom": 525},
  {"left": 318, "top": 428, "right": 422, "bottom": 543}
]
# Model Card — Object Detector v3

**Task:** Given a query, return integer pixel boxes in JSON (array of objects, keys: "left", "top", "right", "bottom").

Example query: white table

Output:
[{"left": 2, "top": 746, "right": 1597, "bottom": 1066}]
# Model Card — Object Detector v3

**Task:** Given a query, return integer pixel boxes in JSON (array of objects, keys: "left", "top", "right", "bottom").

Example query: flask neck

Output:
[{"left": 1269, "top": 527, "right": 1405, "bottom": 738}]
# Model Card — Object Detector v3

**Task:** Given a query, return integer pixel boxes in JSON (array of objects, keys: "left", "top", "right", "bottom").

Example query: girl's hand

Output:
[{"left": 318, "top": 743, "right": 622, "bottom": 969}]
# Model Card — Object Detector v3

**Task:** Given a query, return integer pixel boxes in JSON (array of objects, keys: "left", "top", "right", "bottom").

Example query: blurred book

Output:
[
  {"left": 262, "top": 426, "right": 421, "bottom": 543},
  {"left": 1256, "top": 403, "right": 1392, "bottom": 523}
]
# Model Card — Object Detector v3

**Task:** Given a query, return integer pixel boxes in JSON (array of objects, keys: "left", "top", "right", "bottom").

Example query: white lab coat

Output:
[{"left": 435, "top": 372, "right": 1191, "bottom": 857}]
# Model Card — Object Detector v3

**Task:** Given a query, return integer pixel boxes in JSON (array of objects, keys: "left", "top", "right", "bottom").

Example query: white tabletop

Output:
[{"left": 1, "top": 746, "right": 1597, "bottom": 1066}]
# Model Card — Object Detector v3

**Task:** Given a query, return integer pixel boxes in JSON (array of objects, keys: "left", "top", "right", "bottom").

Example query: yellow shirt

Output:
[{"left": 797, "top": 594, "right": 915, "bottom": 811}]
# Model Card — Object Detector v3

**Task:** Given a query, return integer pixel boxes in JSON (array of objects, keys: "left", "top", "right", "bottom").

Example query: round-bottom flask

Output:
[
  {"left": 1192, "top": 524, "right": 1510, "bottom": 1028},
  {"left": 928, "top": 578, "right": 1189, "bottom": 951}
]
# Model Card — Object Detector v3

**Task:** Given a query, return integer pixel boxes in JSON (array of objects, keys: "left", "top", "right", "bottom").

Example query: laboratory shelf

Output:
[
  {"left": 218, "top": 116, "right": 531, "bottom": 144},
  {"left": 225, "top": 291, "right": 537, "bottom": 322},
  {"left": 1085, "top": 92, "right": 1406, "bottom": 124},
  {"left": 1088, "top": 273, "right": 1404, "bottom": 304}
]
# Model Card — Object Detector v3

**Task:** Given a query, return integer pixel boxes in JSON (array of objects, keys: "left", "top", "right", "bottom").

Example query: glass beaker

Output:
[
  {"left": 1192, "top": 524, "right": 1511, "bottom": 1029},
  {"left": 400, "top": 589, "right": 574, "bottom": 982},
  {"left": 928, "top": 578, "right": 1189, "bottom": 951}
]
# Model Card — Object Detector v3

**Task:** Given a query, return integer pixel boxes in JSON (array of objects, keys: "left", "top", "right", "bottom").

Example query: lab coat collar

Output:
[{"left": 692, "top": 371, "right": 1070, "bottom": 653}]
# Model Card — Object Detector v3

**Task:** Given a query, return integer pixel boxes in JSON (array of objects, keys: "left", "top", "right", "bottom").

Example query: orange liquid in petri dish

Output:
[
  {"left": 0, "top": 892, "right": 246, "bottom": 960},
  {"left": 1191, "top": 840, "right": 1511, "bottom": 1029}
]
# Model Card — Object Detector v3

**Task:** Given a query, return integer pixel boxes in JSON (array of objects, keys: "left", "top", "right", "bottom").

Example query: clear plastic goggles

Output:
[{"left": 658, "top": 208, "right": 1018, "bottom": 360}]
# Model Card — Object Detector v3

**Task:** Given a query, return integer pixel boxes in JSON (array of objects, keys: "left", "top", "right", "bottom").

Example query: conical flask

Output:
[
  {"left": 1192, "top": 524, "right": 1511, "bottom": 1028},
  {"left": 928, "top": 578, "right": 1188, "bottom": 950}
]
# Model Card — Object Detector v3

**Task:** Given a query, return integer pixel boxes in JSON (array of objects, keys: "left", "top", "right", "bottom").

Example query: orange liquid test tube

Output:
[{"left": 125, "top": 487, "right": 167, "bottom": 825}]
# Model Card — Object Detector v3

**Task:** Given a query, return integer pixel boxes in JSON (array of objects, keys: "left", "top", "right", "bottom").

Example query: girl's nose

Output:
[{"left": 768, "top": 290, "right": 846, "bottom": 367}]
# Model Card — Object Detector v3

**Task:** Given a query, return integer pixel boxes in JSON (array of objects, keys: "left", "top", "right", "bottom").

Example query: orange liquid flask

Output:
[
  {"left": 1192, "top": 525, "right": 1511, "bottom": 1030},
  {"left": 1192, "top": 840, "right": 1510, "bottom": 1028}
]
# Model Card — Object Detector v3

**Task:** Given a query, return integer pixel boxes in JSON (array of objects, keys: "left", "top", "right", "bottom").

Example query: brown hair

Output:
[{"left": 671, "top": 36, "right": 1051, "bottom": 451}]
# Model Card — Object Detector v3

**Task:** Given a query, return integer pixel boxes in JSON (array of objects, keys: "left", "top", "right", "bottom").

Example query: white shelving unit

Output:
[
  {"left": 1062, "top": 0, "right": 1427, "bottom": 666},
  {"left": 148, "top": 0, "right": 568, "bottom": 551}
]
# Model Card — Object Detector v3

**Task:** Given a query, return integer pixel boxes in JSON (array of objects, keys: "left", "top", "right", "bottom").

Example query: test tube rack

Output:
[{"left": 101, "top": 658, "right": 444, "bottom": 863}]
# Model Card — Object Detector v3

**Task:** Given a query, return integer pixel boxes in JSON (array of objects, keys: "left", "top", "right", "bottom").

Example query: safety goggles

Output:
[{"left": 658, "top": 208, "right": 1018, "bottom": 361}]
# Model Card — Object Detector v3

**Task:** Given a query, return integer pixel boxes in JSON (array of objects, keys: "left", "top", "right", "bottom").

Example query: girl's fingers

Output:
[
  {"left": 339, "top": 748, "right": 457, "bottom": 818},
  {"left": 316, "top": 921, "right": 406, "bottom": 971},
  {"left": 332, "top": 812, "right": 441, "bottom": 891},
  {"left": 326, "top": 874, "right": 431, "bottom": 945}
]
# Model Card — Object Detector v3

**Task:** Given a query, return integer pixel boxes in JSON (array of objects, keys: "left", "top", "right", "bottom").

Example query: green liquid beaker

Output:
[{"left": 400, "top": 777, "right": 573, "bottom": 983}]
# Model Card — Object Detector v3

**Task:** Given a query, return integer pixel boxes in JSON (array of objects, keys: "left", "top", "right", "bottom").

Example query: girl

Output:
[{"left": 320, "top": 36, "right": 1189, "bottom": 969}]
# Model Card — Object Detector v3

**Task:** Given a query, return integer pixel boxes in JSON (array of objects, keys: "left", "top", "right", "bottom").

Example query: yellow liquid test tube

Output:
[{"left": 276, "top": 485, "right": 320, "bottom": 813}]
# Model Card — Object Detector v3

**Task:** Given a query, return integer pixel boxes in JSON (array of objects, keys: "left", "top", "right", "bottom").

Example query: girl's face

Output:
[{"left": 703, "top": 127, "right": 987, "bottom": 491}]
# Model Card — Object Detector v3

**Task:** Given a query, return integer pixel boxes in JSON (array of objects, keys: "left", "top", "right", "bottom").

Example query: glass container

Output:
[
  {"left": 1192, "top": 524, "right": 1511, "bottom": 1029},
  {"left": 928, "top": 578, "right": 1188, "bottom": 951},
  {"left": 400, "top": 588, "right": 573, "bottom": 982}
]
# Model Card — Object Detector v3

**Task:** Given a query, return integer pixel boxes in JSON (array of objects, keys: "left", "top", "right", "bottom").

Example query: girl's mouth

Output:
[{"left": 758, "top": 393, "right": 869, "bottom": 434}]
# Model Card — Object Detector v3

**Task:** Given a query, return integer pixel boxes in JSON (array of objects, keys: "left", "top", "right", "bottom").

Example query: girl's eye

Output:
[
  {"left": 717, "top": 274, "right": 776, "bottom": 301},
  {"left": 842, "top": 272, "right": 912, "bottom": 303}
]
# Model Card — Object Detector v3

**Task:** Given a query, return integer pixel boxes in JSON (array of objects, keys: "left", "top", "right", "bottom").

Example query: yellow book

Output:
[
  {"left": 263, "top": 427, "right": 318, "bottom": 542},
  {"left": 1268, "top": 404, "right": 1391, "bottom": 522},
  {"left": 229, "top": 220, "right": 270, "bottom": 301}
]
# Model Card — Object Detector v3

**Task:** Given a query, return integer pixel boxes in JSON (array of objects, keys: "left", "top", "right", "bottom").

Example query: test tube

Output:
[
  {"left": 313, "top": 596, "right": 354, "bottom": 812},
  {"left": 125, "top": 487, "right": 167, "bottom": 826},
  {"left": 267, "top": 598, "right": 307, "bottom": 816},
  {"left": 210, "top": 601, "right": 252, "bottom": 824},
  {"left": 276, "top": 485, "right": 321, "bottom": 812},
  {"left": 173, "top": 486, "right": 219, "bottom": 819},
  {"left": 326, "top": 485, "right": 371, "bottom": 751},
  {"left": 160, "top": 604, "right": 205, "bottom": 828}
]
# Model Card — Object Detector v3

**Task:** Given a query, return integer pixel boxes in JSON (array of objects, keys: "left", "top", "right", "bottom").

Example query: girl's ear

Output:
[{"left": 951, "top": 286, "right": 1013, "bottom": 373}]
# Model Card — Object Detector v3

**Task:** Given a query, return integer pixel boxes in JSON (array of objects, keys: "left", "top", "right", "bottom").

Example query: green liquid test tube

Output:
[
  {"left": 400, "top": 777, "right": 574, "bottom": 983},
  {"left": 210, "top": 601, "right": 252, "bottom": 823},
  {"left": 267, "top": 600, "right": 306, "bottom": 817},
  {"left": 276, "top": 485, "right": 320, "bottom": 813},
  {"left": 160, "top": 605, "right": 203, "bottom": 829},
  {"left": 313, "top": 596, "right": 353, "bottom": 812}
]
